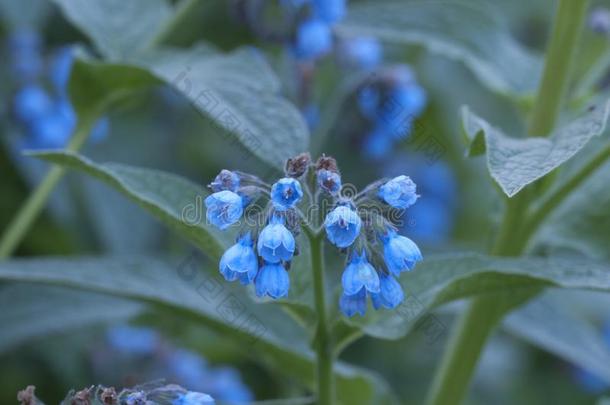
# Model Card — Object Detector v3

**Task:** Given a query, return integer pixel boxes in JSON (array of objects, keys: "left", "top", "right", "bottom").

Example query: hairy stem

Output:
[
  {"left": 309, "top": 231, "right": 334, "bottom": 405},
  {"left": 0, "top": 117, "right": 96, "bottom": 259},
  {"left": 426, "top": 1, "right": 590, "bottom": 404}
]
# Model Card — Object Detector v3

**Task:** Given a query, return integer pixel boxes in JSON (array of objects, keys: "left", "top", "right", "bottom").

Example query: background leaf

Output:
[
  {"left": 0, "top": 256, "right": 395, "bottom": 404},
  {"left": 337, "top": 252, "right": 610, "bottom": 341},
  {"left": 462, "top": 101, "right": 610, "bottom": 197},
  {"left": 504, "top": 289, "right": 610, "bottom": 384},
  {"left": 338, "top": 0, "right": 542, "bottom": 98}
]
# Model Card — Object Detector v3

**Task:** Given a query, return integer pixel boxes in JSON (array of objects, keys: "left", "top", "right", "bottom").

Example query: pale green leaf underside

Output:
[
  {"left": 342, "top": 253, "right": 610, "bottom": 340},
  {"left": 504, "top": 290, "right": 610, "bottom": 384},
  {"left": 462, "top": 101, "right": 610, "bottom": 197},
  {"left": 0, "top": 284, "right": 144, "bottom": 354},
  {"left": 338, "top": 0, "right": 542, "bottom": 97},
  {"left": 0, "top": 257, "right": 395, "bottom": 405},
  {"left": 29, "top": 150, "right": 231, "bottom": 258},
  {"left": 52, "top": 0, "right": 309, "bottom": 169}
]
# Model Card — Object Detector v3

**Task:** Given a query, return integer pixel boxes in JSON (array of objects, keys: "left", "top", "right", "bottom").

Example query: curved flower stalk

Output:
[{"left": 205, "top": 152, "right": 423, "bottom": 317}]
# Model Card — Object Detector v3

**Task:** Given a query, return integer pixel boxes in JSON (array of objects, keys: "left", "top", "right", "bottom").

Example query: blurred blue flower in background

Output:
[
  {"left": 338, "top": 36, "right": 383, "bottom": 70},
  {"left": 105, "top": 325, "right": 253, "bottom": 403},
  {"left": 7, "top": 32, "right": 109, "bottom": 150}
]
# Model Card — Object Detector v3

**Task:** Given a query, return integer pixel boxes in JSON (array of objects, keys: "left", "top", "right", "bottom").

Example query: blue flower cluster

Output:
[
  {"left": 122, "top": 385, "right": 214, "bottom": 405},
  {"left": 357, "top": 65, "right": 427, "bottom": 159},
  {"left": 205, "top": 153, "right": 423, "bottom": 317},
  {"left": 104, "top": 325, "right": 253, "bottom": 403},
  {"left": 6, "top": 29, "right": 108, "bottom": 149}
]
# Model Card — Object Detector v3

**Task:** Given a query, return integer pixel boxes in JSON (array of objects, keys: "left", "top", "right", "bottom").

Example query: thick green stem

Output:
[
  {"left": 426, "top": 1, "right": 589, "bottom": 404},
  {"left": 0, "top": 117, "right": 95, "bottom": 259},
  {"left": 308, "top": 231, "right": 334, "bottom": 405},
  {"left": 528, "top": 0, "right": 589, "bottom": 136}
]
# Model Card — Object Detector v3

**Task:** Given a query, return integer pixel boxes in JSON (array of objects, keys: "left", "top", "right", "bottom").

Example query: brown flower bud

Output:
[{"left": 285, "top": 152, "right": 312, "bottom": 178}]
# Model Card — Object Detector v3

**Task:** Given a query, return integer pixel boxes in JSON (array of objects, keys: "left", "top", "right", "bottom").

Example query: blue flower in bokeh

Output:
[
  {"left": 324, "top": 205, "right": 362, "bottom": 248},
  {"left": 271, "top": 177, "right": 303, "bottom": 210},
  {"left": 312, "top": 0, "right": 346, "bottom": 23},
  {"left": 257, "top": 215, "right": 295, "bottom": 263},
  {"left": 8, "top": 29, "right": 43, "bottom": 82},
  {"left": 340, "top": 37, "right": 382, "bottom": 70},
  {"left": 220, "top": 233, "right": 259, "bottom": 285},
  {"left": 294, "top": 19, "right": 332, "bottom": 60},
  {"left": 205, "top": 190, "right": 244, "bottom": 230},
  {"left": 341, "top": 251, "right": 380, "bottom": 296},
  {"left": 12, "top": 84, "right": 52, "bottom": 124},
  {"left": 106, "top": 325, "right": 160, "bottom": 355}
]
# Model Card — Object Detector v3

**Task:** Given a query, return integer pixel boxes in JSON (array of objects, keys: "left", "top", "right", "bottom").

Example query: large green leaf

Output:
[
  {"left": 53, "top": 0, "right": 309, "bottom": 169},
  {"left": 338, "top": 0, "right": 542, "bottom": 98},
  {"left": 337, "top": 252, "right": 610, "bottom": 341},
  {"left": 462, "top": 101, "right": 610, "bottom": 197},
  {"left": 0, "top": 284, "right": 144, "bottom": 353},
  {"left": 0, "top": 257, "right": 395, "bottom": 405},
  {"left": 504, "top": 290, "right": 610, "bottom": 384},
  {"left": 52, "top": 0, "right": 172, "bottom": 60},
  {"left": 29, "top": 150, "right": 230, "bottom": 259}
]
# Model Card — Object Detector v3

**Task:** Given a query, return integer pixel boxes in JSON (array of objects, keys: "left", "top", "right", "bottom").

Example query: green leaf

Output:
[
  {"left": 0, "top": 0, "right": 50, "bottom": 29},
  {"left": 52, "top": 0, "right": 172, "bottom": 59},
  {"left": 462, "top": 101, "right": 610, "bottom": 197},
  {"left": 338, "top": 1, "right": 542, "bottom": 98},
  {"left": 28, "top": 150, "right": 230, "bottom": 259},
  {"left": 0, "top": 284, "right": 144, "bottom": 353},
  {"left": 504, "top": 290, "right": 610, "bottom": 384},
  {"left": 0, "top": 257, "right": 395, "bottom": 405},
  {"left": 533, "top": 152, "right": 610, "bottom": 260},
  {"left": 53, "top": 0, "right": 309, "bottom": 169},
  {"left": 338, "top": 252, "right": 610, "bottom": 341}
]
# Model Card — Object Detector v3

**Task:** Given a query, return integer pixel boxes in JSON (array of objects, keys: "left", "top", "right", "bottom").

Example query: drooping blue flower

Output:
[
  {"left": 363, "top": 124, "right": 394, "bottom": 159},
  {"left": 294, "top": 19, "right": 332, "bottom": 60},
  {"left": 271, "top": 177, "right": 303, "bottom": 210},
  {"left": 324, "top": 205, "right": 362, "bottom": 248},
  {"left": 312, "top": 0, "right": 346, "bottom": 24},
  {"left": 12, "top": 84, "right": 52, "bottom": 123},
  {"left": 386, "top": 84, "right": 427, "bottom": 119},
  {"left": 205, "top": 190, "right": 244, "bottom": 230},
  {"left": 210, "top": 170, "right": 240, "bottom": 192},
  {"left": 339, "top": 289, "right": 367, "bottom": 317},
  {"left": 255, "top": 262, "right": 290, "bottom": 298},
  {"left": 317, "top": 169, "right": 341, "bottom": 194},
  {"left": 106, "top": 325, "right": 160, "bottom": 355},
  {"left": 173, "top": 391, "right": 215, "bottom": 405},
  {"left": 341, "top": 37, "right": 382, "bottom": 70},
  {"left": 205, "top": 366, "right": 253, "bottom": 403},
  {"left": 257, "top": 215, "right": 295, "bottom": 263},
  {"left": 371, "top": 273, "right": 404, "bottom": 309},
  {"left": 378, "top": 175, "right": 418, "bottom": 209},
  {"left": 219, "top": 233, "right": 258, "bottom": 284},
  {"left": 341, "top": 251, "right": 380, "bottom": 295},
  {"left": 30, "top": 108, "right": 73, "bottom": 149},
  {"left": 382, "top": 228, "right": 422, "bottom": 275}
]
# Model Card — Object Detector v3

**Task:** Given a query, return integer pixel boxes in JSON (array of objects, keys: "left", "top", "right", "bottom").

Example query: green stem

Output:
[
  {"left": 0, "top": 117, "right": 96, "bottom": 259},
  {"left": 308, "top": 231, "right": 334, "bottom": 405},
  {"left": 426, "top": 1, "right": 589, "bottom": 404},
  {"left": 528, "top": 0, "right": 589, "bottom": 137}
]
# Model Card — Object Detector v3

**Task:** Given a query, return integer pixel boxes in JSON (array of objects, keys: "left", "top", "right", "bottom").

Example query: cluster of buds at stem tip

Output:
[{"left": 204, "top": 152, "right": 423, "bottom": 317}]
